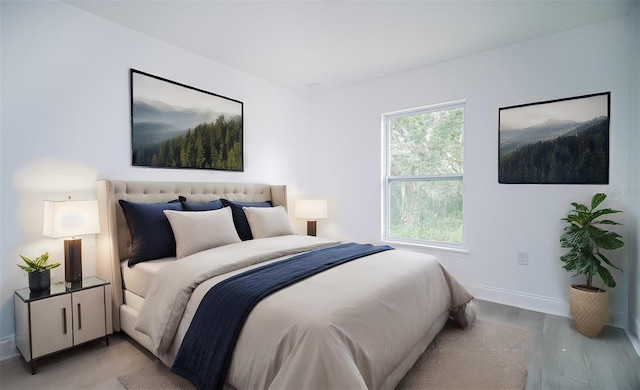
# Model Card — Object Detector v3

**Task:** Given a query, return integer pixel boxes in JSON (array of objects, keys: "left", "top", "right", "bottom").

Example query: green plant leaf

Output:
[
  {"left": 17, "top": 252, "right": 58, "bottom": 272},
  {"left": 596, "top": 219, "right": 622, "bottom": 225},
  {"left": 598, "top": 264, "right": 616, "bottom": 288},
  {"left": 591, "top": 193, "right": 607, "bottom": 210},
  {"left": 19, "top": 255, "right": 39, "bottom": 269},
  {"left": 16, "top": 264, "right": 35, "bottom": 272},
  {"left": 589, "top": 208, "right": 622, "bottom": 221},
  {"left": 594, "top": 230, "right": 624, "bottom": 251},
  {"left": 560, "top": 228, "right": 591, "bottom": 249},
  {"left": 595, "top": 252, "right": 622, "bottom": 272},
  {"left": 571, "top": 202, "right": 589, "bottom": 212}
]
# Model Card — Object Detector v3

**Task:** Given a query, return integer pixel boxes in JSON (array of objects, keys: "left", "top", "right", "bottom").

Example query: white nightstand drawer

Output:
[{"left": 30, "top": 294, "right": 73, "bottom": 358}]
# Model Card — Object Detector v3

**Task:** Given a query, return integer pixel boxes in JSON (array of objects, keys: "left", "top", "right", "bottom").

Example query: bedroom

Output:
[{"left": 1, "top": 0, "right": 639, "bottom": 388}]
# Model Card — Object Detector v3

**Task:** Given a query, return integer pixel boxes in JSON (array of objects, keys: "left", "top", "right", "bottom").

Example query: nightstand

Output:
[{"left": 14, "top": 276, "right": 113, "bottom": 374}]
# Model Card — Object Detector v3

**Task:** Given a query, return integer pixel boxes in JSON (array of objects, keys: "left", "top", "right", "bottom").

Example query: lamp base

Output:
[
  {"left": 64, "top": 238, "right": 82, "bottom": 283},
  {"left": 306, "top": 220, "right": 317, "bottom": 237}
]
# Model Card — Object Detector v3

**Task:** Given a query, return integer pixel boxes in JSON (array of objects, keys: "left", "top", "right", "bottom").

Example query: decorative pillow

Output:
[
  {"left": 181, "top": 199, "right": 224, "bottom": 211},
  {"left": 163, "top": 208, "right": 241, "bottom": 259},
  {"left": 119, "top": 199, "right": 183, "bottom": 266},
  {"left": 243, "top": 206, "right": 295, "bottom": 239},
  {"left": 221, "top": 199, "right": 272, "bottom": 241}
]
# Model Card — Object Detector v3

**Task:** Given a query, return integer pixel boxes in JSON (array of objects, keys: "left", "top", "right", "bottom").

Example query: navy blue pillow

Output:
[
  {"left": 221, "top": 199, "right": 272, "bottom": 241},
  {"left": 119, "top": 199, "right": 183, "bottom": 266},
  {"left": 181, "top": 199, "right": 224, "bottom": 211}
]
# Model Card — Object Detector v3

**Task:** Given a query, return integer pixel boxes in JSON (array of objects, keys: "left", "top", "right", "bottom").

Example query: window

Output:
[{"left": 383, "top": 101, "right": 465, "bottom": 247}]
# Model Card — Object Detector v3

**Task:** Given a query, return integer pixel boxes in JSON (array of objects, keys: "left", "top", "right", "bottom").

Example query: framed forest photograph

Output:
[
  {"left": 130, "top": 69, "right": 243, "bottom": 171},
  {"left": 498, "top": 92, "right": 610, "bottom": 184}
]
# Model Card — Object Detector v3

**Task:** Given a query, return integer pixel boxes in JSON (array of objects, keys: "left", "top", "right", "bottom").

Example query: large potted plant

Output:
[
  {"left": 560, "top": 193, "right": 624, "bottom": 337},
  {"left": 17, "top": 252, "right": 59, "bottom": 291}
]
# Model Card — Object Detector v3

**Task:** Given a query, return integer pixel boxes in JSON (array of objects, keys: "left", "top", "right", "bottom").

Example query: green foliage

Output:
[
  {"left": 389, "top": 107, "right": 464, "bottom": 176},
  {"left": 387, "top": 106, "right": 464, "bottom": 244},
  {"left": 133, "top": 116, "right": 242, "bottom": 171},
  {"left": 499, "top": 119, "right": 608, "bottom": 184},
  {"left": 559, "top": 193, "right": 624, "bottom": 289},
  {"left": 388, "top": 179, "right": 463, "bottom": 243},
  {"left": 17, "top": 252, "right": 60, "bottom": 273}
]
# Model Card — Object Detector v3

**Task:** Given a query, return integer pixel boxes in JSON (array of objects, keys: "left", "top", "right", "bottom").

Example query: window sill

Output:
[{"left": 382, "top": 239, "right": 469, "bottom": 257}]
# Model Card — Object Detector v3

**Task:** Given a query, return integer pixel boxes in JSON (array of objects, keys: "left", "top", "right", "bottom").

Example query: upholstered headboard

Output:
[{"left": 95, "top": 179, "right": 287, "bottom": 331}]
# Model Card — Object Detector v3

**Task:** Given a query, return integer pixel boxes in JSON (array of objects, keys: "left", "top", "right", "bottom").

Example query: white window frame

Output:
[{"left": 382, "top": 100, "right": 467, "bottom": 251}]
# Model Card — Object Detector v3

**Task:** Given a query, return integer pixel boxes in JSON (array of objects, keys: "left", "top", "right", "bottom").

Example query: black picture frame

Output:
[
  {"left": 498, "top": 92, "right": 610, "bottom": 184},
  {"left": 130, "top": 69, "right": 243, "bottom": 171}
]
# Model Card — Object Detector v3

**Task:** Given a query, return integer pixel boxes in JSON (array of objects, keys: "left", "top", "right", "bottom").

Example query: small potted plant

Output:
[
  {"left": 17, "top": 252, "right": 60, "bottom": 291},
  {"left": 560, "top": 193, "right": 624, "bottom": 337}
]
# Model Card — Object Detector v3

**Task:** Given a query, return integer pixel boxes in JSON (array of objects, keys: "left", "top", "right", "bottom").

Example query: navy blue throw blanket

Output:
[{"left": 171, "top": 242, "right": 393, "bottom": 390}]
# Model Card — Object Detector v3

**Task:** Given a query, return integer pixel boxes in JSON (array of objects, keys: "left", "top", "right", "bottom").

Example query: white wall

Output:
[
  {"left": 0, "top": 1, "right": 311, "bottom": 342},
  {"left": 308, "top": 15, "right": 636, "bottom": 325}
]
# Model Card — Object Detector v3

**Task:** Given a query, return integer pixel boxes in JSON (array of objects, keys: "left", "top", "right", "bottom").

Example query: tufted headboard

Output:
[{"left": 95, "top": 179, "right": 287, "bottom": 331}]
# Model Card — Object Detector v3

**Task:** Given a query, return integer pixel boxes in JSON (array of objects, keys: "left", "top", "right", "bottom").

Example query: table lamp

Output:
[
  {"left": 295, "top": 199, "right": 327, "bottom": 236},
  {"left": 43, "top": 198, "right": 100, "bottom": 283}
]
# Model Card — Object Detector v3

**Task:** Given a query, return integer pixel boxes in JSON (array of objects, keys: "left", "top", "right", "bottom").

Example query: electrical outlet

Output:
[{"left": 517, "top": 251, "right": 529, "bottom": 265}]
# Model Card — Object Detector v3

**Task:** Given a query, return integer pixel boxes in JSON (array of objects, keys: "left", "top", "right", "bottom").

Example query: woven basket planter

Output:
[{"left": 569, "top": 284, "right": 608, "bottom": 337}]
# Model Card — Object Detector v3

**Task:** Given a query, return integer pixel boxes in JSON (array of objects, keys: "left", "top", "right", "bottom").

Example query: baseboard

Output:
[
  {"left": 629, "top": 314, "right": 640, "bottom": 357},
  {"left": 0, "top": 335, "right": 18, "bottom": 361},
  {"left": 463, "top": 282, "right": 629, "bottom": 329},
  {"left": 631, "top": 313, "right": 640, "bottom": 336}
]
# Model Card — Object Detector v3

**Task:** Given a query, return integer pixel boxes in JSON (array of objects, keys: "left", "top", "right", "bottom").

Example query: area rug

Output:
[
  {"left": 396, "top": 319, "right": 531, "bottom": 390},
  {"left": 118, "top": 319, "right": 531, "bottom": 390},
  {"left": 118, "top": 360, "right": 194, "bottom": 390}
]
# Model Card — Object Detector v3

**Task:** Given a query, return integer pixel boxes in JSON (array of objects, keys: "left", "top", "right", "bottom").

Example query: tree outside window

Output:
[{"left": 383, "top": 102, "right": 465, "bottom": 246}]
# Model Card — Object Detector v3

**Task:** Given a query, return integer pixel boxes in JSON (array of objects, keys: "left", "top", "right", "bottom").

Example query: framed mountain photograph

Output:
[
  {"left": 130, "top": 69, "right": 243, "bottom": 171},
  {"left": 498, "top": 92, "right": 610, "bottom": 184}
]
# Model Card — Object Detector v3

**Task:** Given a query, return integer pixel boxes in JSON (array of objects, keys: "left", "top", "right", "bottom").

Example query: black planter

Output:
[{"left": 28, "top": 270, "right": 51, "bottom": 291}]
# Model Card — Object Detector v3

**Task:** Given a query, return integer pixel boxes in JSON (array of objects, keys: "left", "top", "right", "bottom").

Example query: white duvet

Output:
[{"left": 136, "top": 235, "right": 472, "bottom": 390}]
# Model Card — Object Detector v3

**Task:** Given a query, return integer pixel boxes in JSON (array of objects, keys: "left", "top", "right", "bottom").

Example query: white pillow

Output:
[
  {"left": 243, "top": 206, "right": 295, "bottom": 239},
  {"left": 163, "top": 207, "right": 241, "bottom": 259}
]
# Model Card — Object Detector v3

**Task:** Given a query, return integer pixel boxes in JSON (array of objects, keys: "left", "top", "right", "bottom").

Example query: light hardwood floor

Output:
[
  {"left": 474, "top": 300, "right": 640, "bottom": 390},
  {"left": 1, "top": 300, "right": 638, "bottom": 389}
]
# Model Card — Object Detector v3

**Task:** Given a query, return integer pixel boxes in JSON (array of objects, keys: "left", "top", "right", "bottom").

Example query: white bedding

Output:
[
  {"left": 121, "top": 257, "right": 175, "bottom": 298},
  {"left": 135, "top": 235, "right": 473, "bottom": 390}
]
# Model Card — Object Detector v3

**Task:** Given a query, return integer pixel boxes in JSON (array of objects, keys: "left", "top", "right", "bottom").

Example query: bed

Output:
[{"left": 95, "top": 179, "right": 474, "bottom": 390}]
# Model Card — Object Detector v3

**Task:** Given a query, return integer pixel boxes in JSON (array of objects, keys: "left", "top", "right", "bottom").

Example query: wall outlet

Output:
[{"left": 517, "top": 251, "right": 529, "bottom": 265}]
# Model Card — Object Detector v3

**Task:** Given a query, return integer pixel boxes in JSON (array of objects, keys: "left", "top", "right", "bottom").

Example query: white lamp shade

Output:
[
  {"left": 295, "top": 199, "right": 328, "bottom": 220},
  {"left": 43, "top": 200, "right": 100, "bottom": 238}
]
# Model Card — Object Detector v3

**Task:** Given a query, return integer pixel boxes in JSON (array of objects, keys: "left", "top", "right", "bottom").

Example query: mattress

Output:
[{"left": 121, "top": 257, "right": 175, "bottom": 298}]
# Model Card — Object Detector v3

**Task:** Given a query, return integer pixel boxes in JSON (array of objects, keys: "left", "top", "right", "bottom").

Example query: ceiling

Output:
[{"left": 65, "top": 0, "right": 636, "bottom": 96}]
